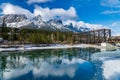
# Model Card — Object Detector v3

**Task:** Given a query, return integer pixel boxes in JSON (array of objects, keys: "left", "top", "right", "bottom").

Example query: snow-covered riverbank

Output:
[{"left": 0, "top": 44, "right": 101, "bottom": 51}]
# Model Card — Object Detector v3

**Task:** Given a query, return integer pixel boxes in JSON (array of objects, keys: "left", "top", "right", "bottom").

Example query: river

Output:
[{"left": 0, "top": 48, "right": 119, "bottom": 80}]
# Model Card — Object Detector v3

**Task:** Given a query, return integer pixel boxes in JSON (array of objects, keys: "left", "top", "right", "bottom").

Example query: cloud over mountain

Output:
[
  {"left": 0, "top": 3, "right": 107, "bottom": 33},
  {"left": 34, "top": 6, "right": 78, "bottom": 21},
  {"left": 0, "top": 3, "right": 77, "bottom": 21},
  {"left": 64, "top": 20, "right": 106, "bottom": 30},
  {"left": 0, "top": 3, "right": 34, "bottom": 18}
]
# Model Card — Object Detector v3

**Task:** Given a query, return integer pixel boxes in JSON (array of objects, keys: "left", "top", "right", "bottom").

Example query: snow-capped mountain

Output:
[
  {"left": 64, "top": 23, "right": 90, "bottom": 32},
  {"left": 31, "top": 15, "right": 55, "bottom": 30},
  {"left": 7, "top": 20, "right": 37, "bottom": 29},
  {"left": 0, "top": 14, "right": 71, "bottom": 31},
  {"left": 1, "top": 14, "right": 27, "bottom": 23},
  {"left": 64, "top": 20, "right": 104, "bottom": 32},
  {"left": 47, "top": 19, "right": 72, "bottom": 31},
  {"left": 0, "top": 14, "right": 103, "bottom": 32}
]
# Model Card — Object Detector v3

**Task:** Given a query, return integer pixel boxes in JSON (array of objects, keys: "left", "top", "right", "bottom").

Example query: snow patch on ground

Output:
[{"left": 0, "top": 44, "right": 99, "bottom": 51}]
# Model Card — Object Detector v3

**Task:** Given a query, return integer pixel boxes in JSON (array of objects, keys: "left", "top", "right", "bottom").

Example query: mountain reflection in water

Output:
[{"left": 0, "top": 48, "right": 100, "bottom": 80}]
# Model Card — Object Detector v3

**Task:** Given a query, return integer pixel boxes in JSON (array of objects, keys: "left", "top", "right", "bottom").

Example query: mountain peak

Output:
[
  {"left": 47, "top": 19, "right": 63, "bottom": 24},
  {"left": 0, "top": 14, "right": 95, "bottom": 32},
  {"left": 32, "top": 15, "right": 42, "bottom": 21},
  {"left": 2, "top": 14, "right": 27, "bottom": 23}
]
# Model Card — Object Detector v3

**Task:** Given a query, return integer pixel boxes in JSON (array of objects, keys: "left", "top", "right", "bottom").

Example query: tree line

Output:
[{"left": 0, "top": 27, "right": 75, "bottom": 44}]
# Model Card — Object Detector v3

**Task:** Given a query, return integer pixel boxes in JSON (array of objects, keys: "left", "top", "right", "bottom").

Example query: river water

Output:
[{"left": 0, "top": 48, "right": 120, "bottom": 80}]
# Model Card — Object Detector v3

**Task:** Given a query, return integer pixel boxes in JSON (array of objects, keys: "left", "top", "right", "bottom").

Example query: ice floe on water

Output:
[
  {"left": 91, "top": 50, "right": 120, "bottom": 61},
  {"left": 91, "top": 49, "right": 120, "bottom": 80},
  {"left": 102, "top": 59, "right": 120, "bottom": 80}
]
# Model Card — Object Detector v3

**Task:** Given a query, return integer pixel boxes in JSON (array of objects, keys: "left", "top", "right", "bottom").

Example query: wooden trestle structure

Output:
[
  {"left": 72, "top": 29, "right": 111, "bottom": 44},
  {"left": 108, "top": 36, "right": 120, "bottom": 43}
]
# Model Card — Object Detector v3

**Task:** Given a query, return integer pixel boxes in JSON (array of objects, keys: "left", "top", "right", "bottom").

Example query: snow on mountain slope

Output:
[
  {"left": 32, "top": 15, "right": 57, "bottom": 30},
  {"left": 7, "top": 20, "right": 37, "bottom": 29},
  {"left": 2, "top": 14, "right": 27, "bottom": 23},
  {"left": 0, "top": 14, "right": 105, "bottom": 32},
  {"left": 64, "top": 20, "right": 105, "bottom": 32},
  {"left": 47, "top": 19, "right": 72, "bottom": 31}
]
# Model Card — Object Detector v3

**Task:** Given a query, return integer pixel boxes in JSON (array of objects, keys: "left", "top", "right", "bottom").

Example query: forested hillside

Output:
[{"left": 0, "top": 27, "right": 75, "bottom": 44}]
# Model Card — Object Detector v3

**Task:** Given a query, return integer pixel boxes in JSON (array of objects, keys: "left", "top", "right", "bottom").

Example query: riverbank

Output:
[
  {"left": 0, "top": 44, "right": 102, "bottom": 51},
  {"left": 0, "top": 43, "right": 118, "bottom": 52}
]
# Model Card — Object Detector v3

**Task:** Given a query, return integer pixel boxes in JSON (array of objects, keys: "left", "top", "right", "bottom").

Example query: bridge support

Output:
[{"left": 73, "top": 29, "right": 111, "bottom": 44}]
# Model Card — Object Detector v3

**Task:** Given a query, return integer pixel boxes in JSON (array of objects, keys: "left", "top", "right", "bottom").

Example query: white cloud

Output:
[
  {"left": 0, "top": 3, "right": 34, "bottom": 18},
  {"left": 109, "top": 21, "right": 120, "bottom": 36},
  {"left": 64, "top": 20, "right": 114, "bottom": 35},
  {"left": 27, "top": 0, "right": 52, "bottom": 4},
  {"left": 101, "top": 10, "right": 120, "bottom": 14},
  {"left": 0, "top": 3, "right": 77, "bottom": 21},
  {"left": 101, "top": 0, "right": 120, "bottom": 15},
  {"left": 101, "top": 0, "right": 120, "bottom": 8},
  {"left": 111, "top": 22, "right": 119, "bottom": 27},
  {"left": 64, "top": 20, "right": 106, "bottom": 30},
  {"left": 33, "top": 6, "right": 78, "bottom": 21}
]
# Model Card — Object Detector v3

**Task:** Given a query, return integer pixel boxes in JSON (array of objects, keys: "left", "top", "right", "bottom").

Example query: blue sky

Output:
[{"left": 0, "top": 0, "right": 120, "bottom": 35}]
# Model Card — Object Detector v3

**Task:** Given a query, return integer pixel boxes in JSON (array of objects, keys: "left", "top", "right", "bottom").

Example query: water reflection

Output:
[{"left": 0, "top": 48, "right": 100, "bottom": 80}]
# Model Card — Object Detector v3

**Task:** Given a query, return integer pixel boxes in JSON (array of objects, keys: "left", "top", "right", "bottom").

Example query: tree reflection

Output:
[{"left": 0, "top": 48, "right": 100, "bottom": 80}]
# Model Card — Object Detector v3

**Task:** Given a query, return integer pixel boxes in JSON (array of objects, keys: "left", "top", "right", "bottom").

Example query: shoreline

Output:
[{"left": 0, "top": 44, "right": 102, "bottom": 52}]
